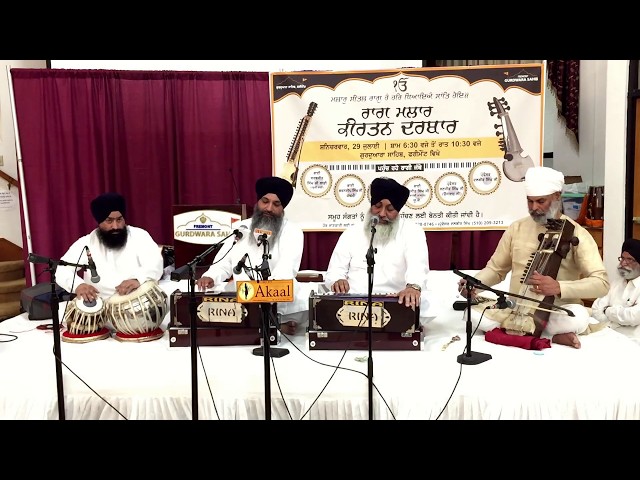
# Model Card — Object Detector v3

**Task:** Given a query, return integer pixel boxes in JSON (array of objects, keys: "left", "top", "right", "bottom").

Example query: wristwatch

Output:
[{"left": 406, "top": 283, "right": 422, "bottom": 292}]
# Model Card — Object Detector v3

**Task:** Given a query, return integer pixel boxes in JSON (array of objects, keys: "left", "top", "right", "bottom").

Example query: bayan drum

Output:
[
  {"left": 62, "top": 297, "right": 110, "bottom": 343},
  {"left": 105, "top": 280, "right": 168, "bottom": 342}
]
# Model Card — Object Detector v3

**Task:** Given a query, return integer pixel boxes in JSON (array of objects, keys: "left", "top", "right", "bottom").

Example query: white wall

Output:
[{"left": 0, "top": 60, "right": 47, "bottom": 249}]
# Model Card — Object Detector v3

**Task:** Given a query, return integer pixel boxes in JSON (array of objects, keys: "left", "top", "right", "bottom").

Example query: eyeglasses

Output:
[{"left": 618, "top": 256, "right": 638, "bottom": 265}]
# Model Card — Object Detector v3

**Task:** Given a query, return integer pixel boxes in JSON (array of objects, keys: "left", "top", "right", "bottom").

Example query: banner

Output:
[{"left": 270, "top": 64, "right": 544, "bottom": 232}]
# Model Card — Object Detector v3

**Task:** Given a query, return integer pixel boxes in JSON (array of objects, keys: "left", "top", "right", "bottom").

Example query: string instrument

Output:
[
  {"left": 488, "top": 96, "right": 535, "bottom": 182},
  {"left": 280, "top": 101, "right": 317, "bottom": 188},
  {"left": 502, "top": 218, "right": 579, "bottom": 336}
]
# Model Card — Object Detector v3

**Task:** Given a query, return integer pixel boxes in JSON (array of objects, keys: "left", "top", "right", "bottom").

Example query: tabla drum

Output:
[
  {"left": 105, "top": 280, "right": 168, "bottom": 342},
  {"left": 62, "top": 297, "right": 110, "bottom": 343}
]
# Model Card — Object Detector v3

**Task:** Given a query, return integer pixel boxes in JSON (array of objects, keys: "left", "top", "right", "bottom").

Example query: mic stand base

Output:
[
  {"left": 252, "top": 346, "right": 289, "bottom": 358},
  {"left": 457, "top": 351, "right": 492, "bottom": 365}
]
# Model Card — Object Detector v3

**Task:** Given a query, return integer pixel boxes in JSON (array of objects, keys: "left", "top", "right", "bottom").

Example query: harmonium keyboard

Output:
[
  {"left": 169, "top": 291, "right": 279, "bottom": 347},
  {"left": 308, "top": 292, "right": 423, "bottom": 351}
]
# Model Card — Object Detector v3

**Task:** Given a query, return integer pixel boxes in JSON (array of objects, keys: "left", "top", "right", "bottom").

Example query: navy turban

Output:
[
  {"left": 370, "top": 177, "right": 410, "bottom": 211},
  {"left": 622, "top": 238, "right": 640, "bottom": 262},
  {"left": 90, "top": 192, "right": 126, "bottom": 223},
  {"left": 255, "top": 176, "right": 294, "bottom": 208}
]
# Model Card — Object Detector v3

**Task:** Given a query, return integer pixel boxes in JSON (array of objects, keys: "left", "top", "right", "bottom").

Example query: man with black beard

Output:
[
  {"left": 197, "top": 176, "right": 307, "bottom": 335},
  {"left": 458, "top": 167, "right": 609, "bottom": 349},
  {"left": 324, "top": 177, "right": 431, "bottom": 324},
  {"left": 56, "top": 192, "right": 164, "bottom": 303},
  {"left": 592, "top": 239, "right": 640, "bottom": 343}
]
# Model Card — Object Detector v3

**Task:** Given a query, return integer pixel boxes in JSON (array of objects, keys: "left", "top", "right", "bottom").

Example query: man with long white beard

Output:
[
  {"left": 324, "top": 177, "right": 431, "bottom": 323},
  {"left": 196, "top": 176, "right": 307, "bottom": 335},
  {"left": 458, "top": 167, "right": 609, "bottom": 349},
  {"left": 592, "top": 238, "right": 640, "bottom": 342}
]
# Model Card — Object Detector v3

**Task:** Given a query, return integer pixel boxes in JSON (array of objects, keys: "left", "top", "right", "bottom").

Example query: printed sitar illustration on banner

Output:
[{"left": 270, "top": 64, "right": 545, "bottom": 232}]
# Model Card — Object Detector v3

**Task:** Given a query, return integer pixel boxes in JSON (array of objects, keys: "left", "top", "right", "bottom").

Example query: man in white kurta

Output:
[
  {"left": 460, "top": 167, "right": 609, "bottom": 348},
  {"left": 592, "top": 238, "right": 640, "bottom": 343},
  {"left": 197, "top": 176, "right": 308, "bottom": 334},
  {"left": 56, "top": 192, "right": 164, "bottom": 300},
  {"left": 324, "top": 177, "right": 430, "bottom": 325}
]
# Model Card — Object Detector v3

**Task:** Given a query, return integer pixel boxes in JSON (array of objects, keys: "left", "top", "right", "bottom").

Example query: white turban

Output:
[{"left": 524, "top": 167, "right": 564, "bottom": 196}]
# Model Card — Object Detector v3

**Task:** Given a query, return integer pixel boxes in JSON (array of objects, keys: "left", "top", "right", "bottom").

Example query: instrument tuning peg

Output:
[{"left": 571, "top": 236, "right": 580, "bottom": 246}]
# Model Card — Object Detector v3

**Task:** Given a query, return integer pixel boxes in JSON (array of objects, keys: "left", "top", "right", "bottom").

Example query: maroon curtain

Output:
[
  {"left": 547, "top": 60, "right": 580, "bottom": 142},
  {"left": 11, "top": 68, "right": 500, "bottom": 285}
]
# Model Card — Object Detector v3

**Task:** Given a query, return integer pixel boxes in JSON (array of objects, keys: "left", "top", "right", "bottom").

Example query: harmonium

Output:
[
  {"left": 169, "top": 291, "right": 279, "bottom": 347},
  {"left": 308, "top": 292, "right": 423, "bottom": 351}
]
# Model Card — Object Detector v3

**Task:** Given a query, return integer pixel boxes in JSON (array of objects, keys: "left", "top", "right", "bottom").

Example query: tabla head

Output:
[{"left": 61, "top": 296, "right": 110, "bottom": 343}]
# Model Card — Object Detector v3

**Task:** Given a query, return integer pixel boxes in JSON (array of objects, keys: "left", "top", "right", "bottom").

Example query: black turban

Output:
[
  {"left": 370, "top": 177, "right": 410, "bottom": 211},
  {"left": 622, "top": 238, "right": 640, "bottom": 263},
  {"left": 90, "top": 192, "right": 126, "bottom": 223},
  {"left": 255, "top": 176, "right": 294, "bottom": 208}
]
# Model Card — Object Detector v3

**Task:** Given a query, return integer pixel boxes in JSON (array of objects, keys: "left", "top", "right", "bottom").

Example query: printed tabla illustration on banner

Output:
[{"left": 270, "top": 64, "right": 544, "bottom": 232}]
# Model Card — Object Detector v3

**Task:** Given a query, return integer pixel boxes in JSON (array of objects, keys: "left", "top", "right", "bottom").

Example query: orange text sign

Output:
[{"left": 236, "top": 280, "right": 294, "bottom": 303}]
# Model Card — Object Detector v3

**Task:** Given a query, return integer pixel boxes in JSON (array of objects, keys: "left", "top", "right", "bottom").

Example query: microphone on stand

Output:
[
  {"left": 233, "top": 225, "right": 249, "bottom": 242},
  {"left": 488, "top": 297, "right": 516, "bottom": 309},
  {"left": 233, "top": 253, "right": 250, "bottom": 275},
  {"left": 370, "top": 214, "right": 380, "bottom": 227},
  {"left": 254, "top": 228, "right": 272, "bottom": 246},
  {"left": 28, "top": 253, "right": 53, "bottom": 264},
  {"left": 86, "top": 247, "right": 100, "bottom": 283}
]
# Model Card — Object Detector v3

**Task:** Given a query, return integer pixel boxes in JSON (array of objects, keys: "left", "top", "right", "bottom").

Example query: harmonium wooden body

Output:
[
  {"left": 169, "top": 291, "right": 279, "bottom": 347},
  {"left": 308, "top": 292, "right": 423, "bottom": 351}
]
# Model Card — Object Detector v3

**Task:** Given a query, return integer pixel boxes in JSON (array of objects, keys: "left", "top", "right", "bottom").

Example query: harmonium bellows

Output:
[
  {"left": 169, "top": 291, "right": 278, "bottom": 347},
  {"left": 308, "top": 292, "right": 423, "bottom": 351}
]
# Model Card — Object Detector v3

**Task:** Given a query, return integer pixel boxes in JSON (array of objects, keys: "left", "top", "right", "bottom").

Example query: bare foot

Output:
[{"left": 552, "top": 332, "right": 581, "bottom": 349}]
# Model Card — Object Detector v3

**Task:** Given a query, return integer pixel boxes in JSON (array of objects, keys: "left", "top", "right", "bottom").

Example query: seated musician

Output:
[
  {"left": 196, "top": 176, "right": 309, "bottom": 335},
  {"left": 458, "top": 167, "right": 609, "bottom": 349},
  {"left": 323, "top": 177, "right": 431, "bottom": 324},
  {"left": 591, "top": 238, "right": 640, "bottom": 343},
  {"left": 56, "top": 192, "right": 164, "bottom": 302}
]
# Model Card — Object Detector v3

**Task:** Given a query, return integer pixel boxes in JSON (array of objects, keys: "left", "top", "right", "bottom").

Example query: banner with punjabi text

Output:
[{"left": 270, "top": 64, "right": 545, "bottom": 232}]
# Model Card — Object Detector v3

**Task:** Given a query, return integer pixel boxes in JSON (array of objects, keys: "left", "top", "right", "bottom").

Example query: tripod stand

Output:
[{"left": 28, "top": 253, "right": 90, "bottom": 420}]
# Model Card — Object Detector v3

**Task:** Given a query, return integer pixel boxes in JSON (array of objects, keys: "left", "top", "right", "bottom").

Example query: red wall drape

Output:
[{"left": 10, "top": 68, "right": 501, "bottom": 285}]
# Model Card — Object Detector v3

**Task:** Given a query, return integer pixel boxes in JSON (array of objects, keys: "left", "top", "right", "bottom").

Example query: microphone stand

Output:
[
  {"left": 171, "top": 230, "right": 240, "bottom": 421},
  {"left": 365, "top": 222, "right": 377, "bottom": 420},
  {"left": 458, "top": 278, "right": 492, "bottom": 365},
  {"left": 28, "top": 254, "right": 89, "bottom": 420},
  {"left": 452, "top": 269, "right": 575, "bottom": 366},
  {"left": 250, "top": 237, "right": 288, "bottom": 421}
]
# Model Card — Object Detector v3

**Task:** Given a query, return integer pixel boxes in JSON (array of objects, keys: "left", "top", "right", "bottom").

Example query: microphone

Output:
[
  {"left": 370, "top": 214, "right": 380, "bottom": 227},
  {"left": 86, "top": 248, "right": 100, "bottom": 283},
  {"left": 28, "top": 253, "right": 52, "bottom": 264},
  {"left": 233, "top": 253, "right": 250, "bottom": 274},
  {"left": 488, "top": 298, "right": 516, "bottom": 309},
  {"left": 234, "top": 225, "right": 249, "bottom": 241},
  {"left": 254, "top": 228, "right": 272, "bottom": 246}
]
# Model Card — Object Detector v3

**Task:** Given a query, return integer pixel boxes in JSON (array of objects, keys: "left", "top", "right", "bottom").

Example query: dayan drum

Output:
[
  {"left": 62, "top": 297, "right": 111, "bottom": 343},
  {"left": 105, "top": 280, "right": 168, "bottom": 342}
]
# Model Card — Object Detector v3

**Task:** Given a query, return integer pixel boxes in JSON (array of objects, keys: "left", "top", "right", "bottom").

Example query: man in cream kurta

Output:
[{"left": 459, "top": 167, "right": 609, "bottom": 349}]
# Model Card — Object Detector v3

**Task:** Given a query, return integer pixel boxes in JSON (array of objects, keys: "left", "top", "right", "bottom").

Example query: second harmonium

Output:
[
  {"left": 308, "top": 292, "right": 423, "bottom": 351},
  {"left": 169, "top": 291, "right": 279, "bottom": 347}
]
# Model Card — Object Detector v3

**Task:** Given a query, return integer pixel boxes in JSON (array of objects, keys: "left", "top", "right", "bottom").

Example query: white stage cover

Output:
[{"left": 1, "top": 271, "right": 639, "bottom": 420}]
